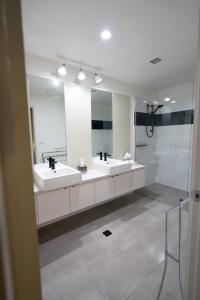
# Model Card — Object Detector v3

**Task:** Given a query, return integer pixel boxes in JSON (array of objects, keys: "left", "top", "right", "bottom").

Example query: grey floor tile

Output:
[
  {"left": 42, "top": 265, "right": 107, "bottom": 300},
  {"left": 126, "top": 260, "right": 181, "bottom": 300},
  {"left": 39, "top": 183, "right": 188, "bottom": 300},
  {"left": 86, "top": 243, "right": 162, "bottom": 300}
]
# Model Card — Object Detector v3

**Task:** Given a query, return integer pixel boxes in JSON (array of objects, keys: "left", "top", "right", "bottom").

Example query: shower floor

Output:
[{"left": 39, "top": 183, "right": 188, "bottom": 300}]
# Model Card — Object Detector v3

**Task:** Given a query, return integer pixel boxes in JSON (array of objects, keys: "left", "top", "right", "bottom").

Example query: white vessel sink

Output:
[
  {"left": 33, "top": 163, "right": 81, "bottom": 191},
  {"left": 92, "top": 157, "right": 132, "bottom": 175}
]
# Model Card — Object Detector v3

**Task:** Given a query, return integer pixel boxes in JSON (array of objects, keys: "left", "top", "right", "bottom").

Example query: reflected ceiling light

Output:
[
  {"left": 94, "top": 73, "right": 103, "bottom": 84},
  {"left": 170, "top": 100, "right": 176, "bottom": 104},
  {"left": 101, "top": 30, "right": 112, "bottom": 40},
  {"left": 164, "top": 97, "right": 170, "bottom": 102},
  {"left": 154, "top": 101, "right": 158, "bottom": 104},
  {"left": 52, "top": 78, "right": 60, "bottom": 86},
  {"left": 143, "top": 100, "right": 147, "bottom": 103},
  {"left": 78, "top": 69, "right": 86, "bottom": 81},
  {"left": 58, "top": 64, "right": 67, "bottom": 76}
]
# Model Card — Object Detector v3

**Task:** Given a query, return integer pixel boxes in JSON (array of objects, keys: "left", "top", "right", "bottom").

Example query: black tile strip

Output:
[
  {"left": 134, "top": 112, "right": 156, "bottom": 126},
  {"left": 103, "top": 121, "right": 112, "bottom": 130},
  {"left": 92, "top": 120, "right": 103, "bottom": 129},
  {"left": 135, "top": 110, "right": 194, "bottom": 126},
  {"left": 92, "top": 120, "right": 112, "bottom": 130}
]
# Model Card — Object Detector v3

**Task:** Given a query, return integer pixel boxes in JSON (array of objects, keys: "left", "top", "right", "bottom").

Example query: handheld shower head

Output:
[{"left": 152, "top": 104, "right": 163, "bottom": 114}]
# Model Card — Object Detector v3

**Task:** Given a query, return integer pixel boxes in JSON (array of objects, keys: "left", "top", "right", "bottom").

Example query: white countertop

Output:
[
  {"left": 82, "top": 169, "right": 107, "bottom": 182},
  {"left": 34, "top": 163, "right": 145, "bottom": 194},
  {"left": 131, "top": 163, "right": 145, "bottom": 171}
]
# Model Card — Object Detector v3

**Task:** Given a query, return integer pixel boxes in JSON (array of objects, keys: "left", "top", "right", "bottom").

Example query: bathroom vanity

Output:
[
  {"left": 34, "top": 163, "right": 145, "bottom": 226},
  {"left": 28, "top": 75, "right": 145, "bottom": 227}
]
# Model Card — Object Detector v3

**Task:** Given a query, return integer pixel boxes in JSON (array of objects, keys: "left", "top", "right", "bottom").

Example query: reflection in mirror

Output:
[
  {"left": 28, "top": 75, "right": 67, "bottom": 164},
  {"left": 91, "top": 89, "right": 112, "bottom": 157}
]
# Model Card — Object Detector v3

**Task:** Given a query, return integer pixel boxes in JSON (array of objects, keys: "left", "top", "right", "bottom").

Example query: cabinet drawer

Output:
[
  {"left": 115, "top": 172, "right": 131, "bottom": 196},
  {"left": 37, "top": 188, "right": 70, "bottom": 224},
  {"left": 132, "top": 169, "right": 145, "bottom": 190},
  {"left": 70, "top": 182, "right": 95, "bottom": 212},
  {"left": 94, "top": 177, "right": 115, "bottom": 203}
]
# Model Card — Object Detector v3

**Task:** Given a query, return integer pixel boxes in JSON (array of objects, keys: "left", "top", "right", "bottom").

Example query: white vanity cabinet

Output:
[
  {"left": 36, "top": 188, "right": 70, "bottom": 225},
  {"left": 114, "top": 172, "right": 131, "bottom": 196},
  {"left": 69, "top": 182, "right": 95, "bottom": 212},
  {"left": 94, "top": 177, "right": 115, "bottom": 203},
  {"left": 132, "top": 168, "right": 145, "bottom": 190},
  {"left": 35, "top": 166, "right": 146, "bottom": 227}
]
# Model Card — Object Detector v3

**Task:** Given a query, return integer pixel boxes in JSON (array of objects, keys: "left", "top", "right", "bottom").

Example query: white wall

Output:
[
  {"left": 112, "top": 94, "right": 131, "bottom": 159},
  {"left": 65, "top": 84, "right": 92, "bottom": 168},
  {"left": 29, "top": 93, "right": 66, "bottom": 163}
]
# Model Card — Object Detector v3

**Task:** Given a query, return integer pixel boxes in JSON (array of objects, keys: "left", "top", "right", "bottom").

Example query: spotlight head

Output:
[
  {"left": 78, "top": 69, "right": 86, "bottom": 81},
  {"left": 95, "top": 73, "right": 103, "bottom": 84},
  {"left": 58, "top": 64, "right": 67, "bottom": 76}
]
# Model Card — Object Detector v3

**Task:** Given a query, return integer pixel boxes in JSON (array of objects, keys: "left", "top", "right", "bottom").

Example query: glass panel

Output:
[
  {"left": 135, "top": 81, "right": 194, "bottom": 196},
  {"left": 91, "top": 89, "right": 113, "bottom": 157},
  {"left": 135, "top": 82, "right": 194, "bottom": 296},
  {"left": 28, "top": 75, "right": 67, "bottom": 164}
]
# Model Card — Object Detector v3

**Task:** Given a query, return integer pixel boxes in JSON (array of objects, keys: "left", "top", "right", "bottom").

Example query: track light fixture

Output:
[
  {"left": 78, "top": 69, "right": 86, "bottom": 81},
  {"left": 94, "top": 73, "right": 103, "bottom": 84},
  {"left": 58, "top": 64, "right": 67, "bottom": 76}
]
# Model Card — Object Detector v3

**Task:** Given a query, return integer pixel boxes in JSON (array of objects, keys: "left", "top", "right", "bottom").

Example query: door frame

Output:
[
  {"left": 0, "top": 0, "right": 42, "bottom": 299},
  {"left": 186, "top": 9, "right": 200, "bottom": 300}
]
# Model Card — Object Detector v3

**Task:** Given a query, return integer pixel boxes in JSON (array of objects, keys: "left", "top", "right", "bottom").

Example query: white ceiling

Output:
[{"left": 22, "top": 0, "right": 199, "bottom": 91}]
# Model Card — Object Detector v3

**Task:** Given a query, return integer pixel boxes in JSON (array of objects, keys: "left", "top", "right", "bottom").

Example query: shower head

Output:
[{"left": 152, "top": 104, "right": 163, "bottom": 114}]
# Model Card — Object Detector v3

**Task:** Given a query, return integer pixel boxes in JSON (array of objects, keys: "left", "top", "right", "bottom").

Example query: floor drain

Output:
[{"left": 103, "top": 230, "right": 112, "bottom": 237}]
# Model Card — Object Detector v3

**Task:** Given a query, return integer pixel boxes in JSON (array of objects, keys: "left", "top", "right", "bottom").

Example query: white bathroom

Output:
[{"left": 16, "top": 0, "right": 199, "bottom": 299}]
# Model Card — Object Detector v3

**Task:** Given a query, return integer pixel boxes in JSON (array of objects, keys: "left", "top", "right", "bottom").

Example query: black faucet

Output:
[
  {"left": 104, "top": 152, "right": 111, "bottom": 161},
  {"left": 96, "top": 151, "right": 103, "bottom": 160},
  {"left": 47, "top": 157, "right": 53, "bottom": 168},
  {"left": 51, "top": 158, "right": 57, "bottom": 170}
]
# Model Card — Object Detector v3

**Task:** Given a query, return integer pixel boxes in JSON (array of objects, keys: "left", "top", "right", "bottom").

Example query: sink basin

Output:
[
  {"left": 33, "top": 163, "right": 81, "bottom": 191},
  {"left": 92, "top": 157, "right": 132, "bottom": 175}
]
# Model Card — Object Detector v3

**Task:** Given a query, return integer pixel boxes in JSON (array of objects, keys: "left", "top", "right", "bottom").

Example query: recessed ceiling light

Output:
[
  {"left": 101, "top": 30, "right": 112, "bottom": 40},
  {"left": 78, "top": 69, "right": 86, "bottom": 81},
  {"left": 52, "top": 78, "right": 60, "bottom": 86},
  {"left": 58, "top": 64, "right": 67, "bottom": 76},
  {"left": 164, "top": 97, "right": 170, "bottom": 102},
  {"left": 143, "top": 100, "right": 147, "bottom": 103},
  {"left": 94, "top": 73, "right": 103, "bottom": 84},
  {"left": 170, "top": 100, "right": 176, "bottom": 104}
]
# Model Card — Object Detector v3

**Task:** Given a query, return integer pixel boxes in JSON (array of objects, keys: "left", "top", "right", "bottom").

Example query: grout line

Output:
[{"left": 124, "top": 260, "right": 166, "bottom": 300}]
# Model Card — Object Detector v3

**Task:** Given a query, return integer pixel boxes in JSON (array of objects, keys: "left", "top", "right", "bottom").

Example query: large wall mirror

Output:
[
  {"left": 91, "top": 89, "right": 113, "bottom": 157},
  {"left": 28, "top": 75, "right": 67, "bottom": 164},
  {"left": 91, "top": 89, "right": 131, "bottom": 160}
]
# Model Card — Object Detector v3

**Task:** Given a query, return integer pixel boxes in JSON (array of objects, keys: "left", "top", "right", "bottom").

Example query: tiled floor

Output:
[{"left": 39, "top": 183, "right": 188, "bottom": 300}]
